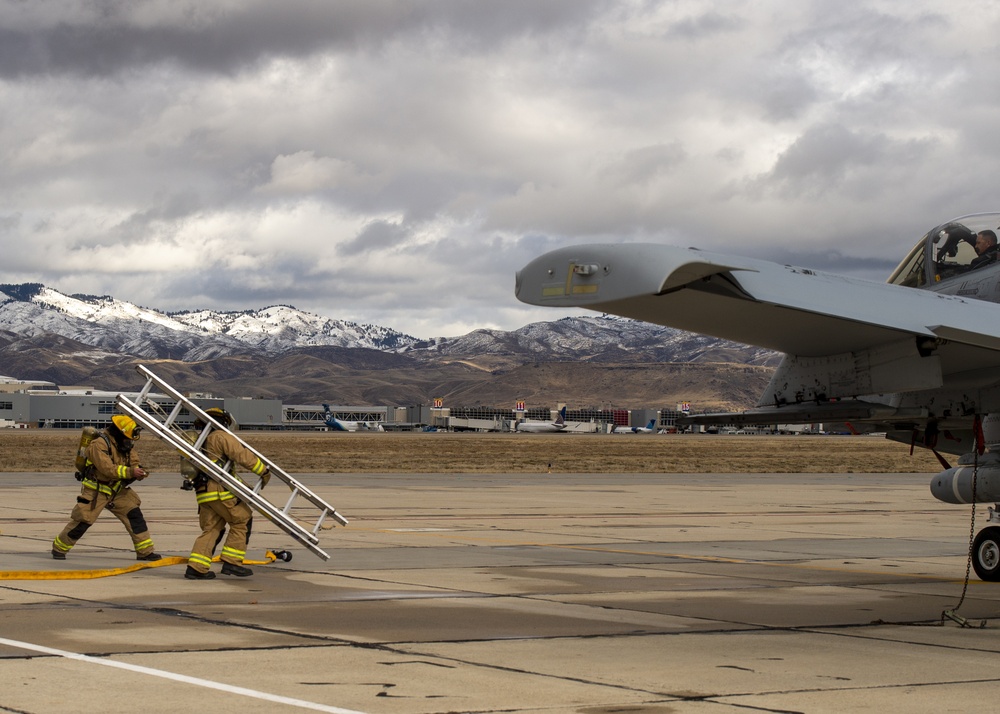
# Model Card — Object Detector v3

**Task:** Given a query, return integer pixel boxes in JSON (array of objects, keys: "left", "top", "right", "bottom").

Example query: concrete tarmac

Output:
[{"left": 1, "top": 471, "right": 999, "bottom": 713}]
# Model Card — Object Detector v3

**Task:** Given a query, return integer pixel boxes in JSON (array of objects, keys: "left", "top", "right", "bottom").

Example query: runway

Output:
[{"left": 1, "top": 471, "right": 999, "bottom": 713}]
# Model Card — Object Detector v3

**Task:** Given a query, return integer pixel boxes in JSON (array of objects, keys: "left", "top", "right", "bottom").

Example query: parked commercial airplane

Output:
[
  {"left": 516, "top": 212, "right": 1000, "bottom": 580},
  {"left": 516, "top": 406, "right": 568, "bottom": 433},
  {"left": 322, "top": 404, "right": 385, "bottom": 432},
  {"left": 613, "top": 419, "right": 657, "bottom": 434}
]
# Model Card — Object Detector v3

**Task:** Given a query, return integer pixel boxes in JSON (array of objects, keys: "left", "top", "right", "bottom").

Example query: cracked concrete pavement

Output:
[{"left": 1, "top": 470, "right": 998, "bottom": 713}]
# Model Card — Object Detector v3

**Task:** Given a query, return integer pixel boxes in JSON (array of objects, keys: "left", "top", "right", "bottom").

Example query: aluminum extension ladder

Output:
[{"left": 115, "top": 364, "right": 347, "bottom": 560}]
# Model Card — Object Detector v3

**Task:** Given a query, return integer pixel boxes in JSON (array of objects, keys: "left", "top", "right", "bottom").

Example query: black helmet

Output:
[{"left": 204, "top": 408, "right": 232, "bottom": 428}]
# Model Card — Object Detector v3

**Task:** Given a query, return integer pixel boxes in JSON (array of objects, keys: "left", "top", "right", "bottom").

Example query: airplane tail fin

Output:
[
  {"left": 328, "top": 417, "right": 348, "bottom": 431},
  {"left": 555, "top": 406, "right": 567, "bottom": 424}
]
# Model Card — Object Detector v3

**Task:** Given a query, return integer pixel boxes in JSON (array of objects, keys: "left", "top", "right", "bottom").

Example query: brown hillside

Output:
[
  {"left": 0, "top": 430, "right": 940, "bottom": 474},
  {"left": 4, "top": 349, "right": 774, "bottom": 410}
]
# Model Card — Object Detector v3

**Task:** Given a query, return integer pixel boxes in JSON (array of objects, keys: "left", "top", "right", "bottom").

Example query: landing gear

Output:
[{"left": 972, "top": 526, "right": 1000, "bottom": 581}]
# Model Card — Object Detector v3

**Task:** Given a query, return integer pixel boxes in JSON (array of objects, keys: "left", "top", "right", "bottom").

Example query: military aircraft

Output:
[
  {"left": 516, "top": 406, "right": 568, "bottom": 433},
  {"left": 322, "top": 404, "right": 385, "bottom": 432},
  {"left": 515, "top": 212, "right": 1000, "bottom": 580}
]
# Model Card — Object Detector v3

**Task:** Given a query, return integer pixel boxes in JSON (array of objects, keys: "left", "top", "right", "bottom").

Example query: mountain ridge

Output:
[{"left": 0, "top": 283, "right": 778, "bottom": 409}]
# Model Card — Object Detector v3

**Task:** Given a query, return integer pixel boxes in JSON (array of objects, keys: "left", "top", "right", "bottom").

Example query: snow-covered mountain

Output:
[
  {"left": 0, "top": 282, "right": 779, "bottom": 406},
  {"left": 0, "top": 283, "right": 419, "bottom": 361},
  {"left": 170, "top": 305, "right": 416, "bottom": 352},
  {"left": 407, "top": 315, "right": 777, "bottom": 364},
  {"left": 0, "top": 282, "right": 775, "bottom": 365},
  {"left": 0, "top": 284, "right": 241, "bottom": 361}
]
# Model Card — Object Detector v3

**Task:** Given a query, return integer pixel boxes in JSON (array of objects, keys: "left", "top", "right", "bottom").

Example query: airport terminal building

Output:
[
  {"left": 0, "top": 377, "right": 286, "bottom": 430},
  {"left": 0, "top": 376, "right": 687, "bottom": 433}
]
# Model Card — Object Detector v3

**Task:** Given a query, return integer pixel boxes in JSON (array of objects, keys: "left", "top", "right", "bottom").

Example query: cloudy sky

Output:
[{"left": 2, "top": 1, "right": 999, "bottom": 339}]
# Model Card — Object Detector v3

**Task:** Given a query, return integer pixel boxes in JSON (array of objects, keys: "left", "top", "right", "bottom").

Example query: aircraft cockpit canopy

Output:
[{"left": 888, "top": 212, "right": 1000, "bottom": 288}]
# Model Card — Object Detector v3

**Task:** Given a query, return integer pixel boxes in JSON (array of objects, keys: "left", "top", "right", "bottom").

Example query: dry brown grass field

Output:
[{"left": 0, "top": 429, "right": 942, "bottom": 474}]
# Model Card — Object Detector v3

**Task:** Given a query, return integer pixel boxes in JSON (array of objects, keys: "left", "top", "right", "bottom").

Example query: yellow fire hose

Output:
[{"left": 0, "top": 550, "right": 289, "bottom": 580}]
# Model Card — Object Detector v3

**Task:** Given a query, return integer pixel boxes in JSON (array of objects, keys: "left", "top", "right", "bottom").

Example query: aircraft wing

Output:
[{"left": 515, "top": 243, "right": 1000, "bottom": 405}]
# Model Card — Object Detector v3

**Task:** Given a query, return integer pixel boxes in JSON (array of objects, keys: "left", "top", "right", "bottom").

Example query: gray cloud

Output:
[
  {"left": 763, "top": 123, "right": 930, "bottom": 196},
  {"left": 0, "top": 0, "right": 602, "bottom": 77},
  {"left": 1, "top": 0, "right": 998, "bottom": 338},
  {"left": 339, "top": 219, "right": 410, "bottom": 256},
  {"left": 665, "top": 10, "right": 745, "bottom": 40}
]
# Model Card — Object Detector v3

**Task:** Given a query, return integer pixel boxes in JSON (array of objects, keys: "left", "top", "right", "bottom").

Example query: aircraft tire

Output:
[{"left": 972, "top": 526, "right": 1000, "bottom": 581}]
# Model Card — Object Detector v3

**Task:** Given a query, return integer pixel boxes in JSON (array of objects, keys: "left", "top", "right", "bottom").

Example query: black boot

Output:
[
  {"left": 51, "top": 549, "right": 66, "bottom": 560},
  {"left": 221, "top": 562, "right": 253, "bottom": 577},
  {"left": 137, "top": 552, "right": 162, "bottom": 561},
  {"left": 184, "top": 565, "right": 216, "bottom": 580}
]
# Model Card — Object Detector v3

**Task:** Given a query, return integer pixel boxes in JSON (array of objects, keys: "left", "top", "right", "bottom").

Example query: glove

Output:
[
  {"left": 131, "top": 466, "right": 149, "bottom": 480},
  {"left": 260, "top": 469, "right": 271, "bottom": 487}
]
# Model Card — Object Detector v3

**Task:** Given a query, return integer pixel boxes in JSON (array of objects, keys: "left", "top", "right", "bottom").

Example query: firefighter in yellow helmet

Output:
[
  {"left": 52, "top": 415, "right": 161, "bottom": 561},
  {"left": 184, "top": 408, "right": 268, "bottom": 580}
]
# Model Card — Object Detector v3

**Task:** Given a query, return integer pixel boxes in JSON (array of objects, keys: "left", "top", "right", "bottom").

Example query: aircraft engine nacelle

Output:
[{"left": 930, "top": 460, "right": 1000, "bottom": 504}]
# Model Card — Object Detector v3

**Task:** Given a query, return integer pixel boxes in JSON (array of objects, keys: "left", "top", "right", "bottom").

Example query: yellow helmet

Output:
[{"left": 111, "top": 415, "right": 141, "bottom": 440}]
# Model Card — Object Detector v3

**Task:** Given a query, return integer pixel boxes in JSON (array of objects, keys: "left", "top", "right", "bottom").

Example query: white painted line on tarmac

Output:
[{"left": 0, "top": 636, "right": 368, "bottom": 714}]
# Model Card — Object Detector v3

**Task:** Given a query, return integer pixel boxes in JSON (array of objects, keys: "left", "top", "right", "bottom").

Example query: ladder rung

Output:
[
  {"left": 166, "top": 400, "right": 184, "bottom": 425},
  {"left": 283, "top": 488, "right": 300, "bottom": 514},
  {"left": 137, "top": 378, "right": 154, "bottom": 402},
  {"left": 312, "top": 510, "right": 328, "bottom": 536}
]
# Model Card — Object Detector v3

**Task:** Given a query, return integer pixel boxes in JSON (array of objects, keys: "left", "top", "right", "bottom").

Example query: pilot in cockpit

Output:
[{"left": 971, "top": 229, "right": 999, "bottom": 269}]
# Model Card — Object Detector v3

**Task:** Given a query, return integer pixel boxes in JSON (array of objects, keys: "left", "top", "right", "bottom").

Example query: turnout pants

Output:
[
  {"left": 188, "top": 498, "right": 253, "bottom": 573},
  {"left": 52, "top": 485, "right": 155, "bottom": 556}
]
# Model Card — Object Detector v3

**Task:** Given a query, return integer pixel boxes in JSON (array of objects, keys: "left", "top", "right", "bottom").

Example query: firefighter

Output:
[
  {"left": 52, "top": 415, "right": 161, "bottom": 561},
  {"left": 184, "top": 408, "right": 268, "bottom": 580}
]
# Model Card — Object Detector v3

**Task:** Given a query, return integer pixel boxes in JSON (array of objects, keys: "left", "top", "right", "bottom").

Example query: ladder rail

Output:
[
  {"left": 116, "top": 365, "right": 348, "bottom": 560},
  {"left": 117, "top": 398, "right": 331, "bottom": 560},
  {"left": 131, "top": 365, "right": 348, "bottom": 526}
]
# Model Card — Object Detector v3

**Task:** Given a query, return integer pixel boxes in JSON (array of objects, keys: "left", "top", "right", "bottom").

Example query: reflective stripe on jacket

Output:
[
  {"left": 81, "top": 478, "right": 124, "bottom": 497},
  {"left": 196, "top": 488, "right": 237, "bottom": 505},
  {"left": 84, "top": 430, "right": 136, "bottom": 483},
  {"left": 192, "top": 431, "right": 267, "bottom": 505}
]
